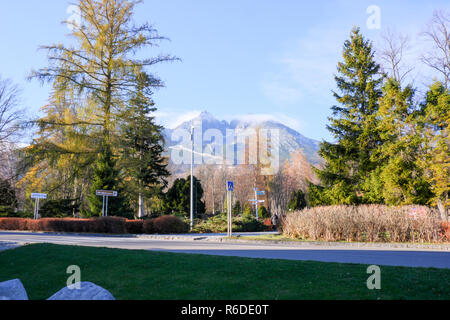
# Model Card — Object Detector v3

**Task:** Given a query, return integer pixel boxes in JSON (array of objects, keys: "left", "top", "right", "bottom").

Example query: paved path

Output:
[{"left": 1, "top": 232, "right": 449, "bottom": 269}]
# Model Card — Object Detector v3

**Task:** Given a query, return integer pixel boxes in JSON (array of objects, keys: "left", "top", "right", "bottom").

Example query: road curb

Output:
[
  {"left": 1, "top": 231, "right": 449, "bottom": 251},
  {"left": 216, "top": 238, "right": 450, "bottom": 251}
]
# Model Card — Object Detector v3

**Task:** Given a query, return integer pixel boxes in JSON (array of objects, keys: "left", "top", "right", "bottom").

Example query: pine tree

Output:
[
  {"left": 88, "top": 143, "right": 131, "bottom": 217},
  {"left": 163, "top": 176, "right": 205, "bottom": 217},
  {"left": 121, "top": 72, "right": 169, "bottom": 218},
  {"left": 315, "top": 27, "right": 383, "bottom": 205}
]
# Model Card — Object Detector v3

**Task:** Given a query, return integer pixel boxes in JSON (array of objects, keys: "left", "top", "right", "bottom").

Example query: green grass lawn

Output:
[{"left": 0, "top": 243, "right": 448, "bottom": 300}]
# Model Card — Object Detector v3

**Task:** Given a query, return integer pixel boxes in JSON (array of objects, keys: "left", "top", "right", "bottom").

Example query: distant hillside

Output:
[{"left": 163, "top": 111, "right": 321, "bottom": 172}]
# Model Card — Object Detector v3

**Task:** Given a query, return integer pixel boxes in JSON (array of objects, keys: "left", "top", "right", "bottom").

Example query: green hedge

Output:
[{"left": 192, "top": 214, "right": 268, "bottom": 233}]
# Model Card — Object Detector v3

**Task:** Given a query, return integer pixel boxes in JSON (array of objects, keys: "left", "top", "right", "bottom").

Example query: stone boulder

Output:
[
  {"left": 0, "top": 279, "right": 29, "bottom": 300},
  {"left": 47, "top": 282, "right": 115, "bottom": 300}
]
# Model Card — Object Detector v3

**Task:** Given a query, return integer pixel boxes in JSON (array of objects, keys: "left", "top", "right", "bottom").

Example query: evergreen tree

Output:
[
  {"left": 88, "top": 143, "right": 131, "bottom": 218},
  {"left": 315, "top": 27, "right": 383, "bottom": 205},
  {"left": 121, "top": 72, "right": 170, "bottom": 218},
  {"left": 373, "top": 79, "right": 432, "bottom": 205},
  {"left": 243, "top": 203, "right": 253, "bottom": 217},
  {"left": 0, "top": 178, "right": 17, "bottom": 217},
  {"left": 306, "top": 182, "right": 330, "bottom": 208},
  {"left": 419, "top": 81, "right": 450, "bottom": 220},
  {"left": 232, "top": 200, "right": 242, "bottom": 216},
  {"left": 287, "top": 189, "right": 307, "bottom": 211},
  {"left": 258, "top": 206, "right": 269, "bottom": 219},
  {"left": 163, "top": 176, "right": 205, "bottom": 217},
  {"left": 25, "top": 0, "right": 177, "bottom": 213}
]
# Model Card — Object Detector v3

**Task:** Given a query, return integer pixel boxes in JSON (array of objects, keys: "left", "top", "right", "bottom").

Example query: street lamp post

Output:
[{"left": 190, "top": 125, "right": 194, "bottom": 231}]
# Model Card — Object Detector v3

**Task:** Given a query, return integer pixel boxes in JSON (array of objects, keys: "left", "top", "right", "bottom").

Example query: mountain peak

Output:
[
  {"left": 194, "top": 111, "right": 219, "bottom": 124},
  {"left": 165, "top": 111, "right": 321, "bottom": 165}
]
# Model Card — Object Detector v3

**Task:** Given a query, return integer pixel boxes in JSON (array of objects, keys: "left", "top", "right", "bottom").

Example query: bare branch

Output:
[
  {"left": 420, "top": 10, "right": 450, "bottom": 89},
  {"left": 0, "top": 77, "right": 23, "bottom": 144},
  {"left": 377, "top": 29, "right": 414, "bottom": 85}
]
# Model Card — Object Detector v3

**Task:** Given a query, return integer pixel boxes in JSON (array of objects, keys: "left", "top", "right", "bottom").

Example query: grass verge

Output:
[
  {"left": 0, "top": 243, "right": 448, "bottom": 300},
  {"left": 232, "top": 234, "right": 450, "bottom": 246}
]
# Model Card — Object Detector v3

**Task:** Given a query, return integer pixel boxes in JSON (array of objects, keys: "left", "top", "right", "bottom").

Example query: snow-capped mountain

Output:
[{"left": 163, "top": 111, "right": 321, "bottom": 171}]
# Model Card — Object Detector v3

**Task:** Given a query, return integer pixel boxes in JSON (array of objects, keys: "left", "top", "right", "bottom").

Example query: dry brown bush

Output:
[{"left": 282, "top": 205, "right": 446, "bottom": 243}]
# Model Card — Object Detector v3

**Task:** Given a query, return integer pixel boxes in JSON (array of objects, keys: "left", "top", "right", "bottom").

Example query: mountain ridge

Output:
[{"left": 163, "top": 111, "right": 321, "bottom": 170}]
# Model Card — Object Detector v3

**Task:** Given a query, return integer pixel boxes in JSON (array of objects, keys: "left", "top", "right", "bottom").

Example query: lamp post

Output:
[{"left": 190, "top": 125, "right": 194, "bottom": 231}]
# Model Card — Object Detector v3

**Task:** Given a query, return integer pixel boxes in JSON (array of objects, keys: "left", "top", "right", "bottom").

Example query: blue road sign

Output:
[
  {"left": 256, "top": 191, "right": 265, "bottom": 195},
  {"left": 227, "top": 181, "right": 234, "bottom": 192}
]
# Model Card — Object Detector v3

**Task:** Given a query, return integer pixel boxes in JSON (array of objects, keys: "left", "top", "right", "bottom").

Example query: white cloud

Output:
[
  {"left": 224, "top": 112, "right": 304, "bottom": 132},
  {"left": 155, "top": 109, "right": 304, "bottom": 133},
  {"left": 154, "top": 109, "right": 202, "bottom": 129},
  {"left": 260, "top": 25, "right": 353, "bottom": 106}
]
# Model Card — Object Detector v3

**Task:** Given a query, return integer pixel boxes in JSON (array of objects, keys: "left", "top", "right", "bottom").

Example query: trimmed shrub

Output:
[
  {"left": 25, "top": 219, "right": 42, "bottom": 232},
  {"left": 282, "top": 205, "right": 446, "bottom": 243},
  {"left": 234, "top": 216, "right": 266, "bottom": 232},
  {"left": 442, "top": 222, "right": 450, "bottom": 241},
  {"left": 153, "top": 215, "right": 189, "bottom": 234},
  {"left": 99, "top": 217, "right": 126, "bottom": 234},
  {"left": 0, "top": 218, "right": 23, "bottom": 231},
  {"left": 143, "top": 219, "right": 155, "bottom": 234},
  {"left": 191, "top": 214, "right": 266, "bottom": 233},
  {"left": 0, "top": 217, "right": 127, "bottom": 234},
  {"left": 126, "top": 220, "right": 144, "bottom": 234}
]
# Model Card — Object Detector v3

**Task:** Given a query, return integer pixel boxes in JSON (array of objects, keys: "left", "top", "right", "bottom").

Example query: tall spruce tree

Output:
[
  {"left": 121, "top": 72, "right": 170, "bottom": 218},
  {"left": 372, "top": 79, "right": 432, "bottom": 205},
  {"left": 315, "top": 27, "right": 383, "bottom": 204}
]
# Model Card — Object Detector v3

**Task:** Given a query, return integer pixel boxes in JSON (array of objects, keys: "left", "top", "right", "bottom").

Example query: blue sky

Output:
[{"left": 0, "top": 0, "right": 449, "bottom": 142}]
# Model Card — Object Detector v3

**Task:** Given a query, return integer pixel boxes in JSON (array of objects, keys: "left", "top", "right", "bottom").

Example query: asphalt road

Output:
[{"left": 1, "top": 232, "right": 449, "bottom": 269}]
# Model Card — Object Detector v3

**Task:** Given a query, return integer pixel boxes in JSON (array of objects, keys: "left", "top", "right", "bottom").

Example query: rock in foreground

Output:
[
  {"left": 47, "top": 282, "right": 115, "bottom": 300},
  {"left": 0, "top": 279, "right": 29, "bottom": 300}
]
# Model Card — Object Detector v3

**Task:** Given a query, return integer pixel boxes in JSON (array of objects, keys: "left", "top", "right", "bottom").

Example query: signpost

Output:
[
  {"left": 226, "top": 181, "right": 234, "bottom": 237},
  {"left": 96, "top": 190, "right": 118, "bottom": 217},
  {"left": 31, "top": 193, "right": 47, "bottom": 220},
  {"left": 249, "top": 188, "right": 265, "bottom": 219}
]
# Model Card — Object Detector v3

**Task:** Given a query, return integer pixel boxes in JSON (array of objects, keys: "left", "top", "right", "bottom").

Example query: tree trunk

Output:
[
  {"left": 138, "top": 192, "right": 144, "bottom": 218},
  {"left": 437, "top": 199, "right": 448, "bottom": 222}
]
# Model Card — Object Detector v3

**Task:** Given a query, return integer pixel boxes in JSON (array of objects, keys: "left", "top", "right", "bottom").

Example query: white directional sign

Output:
[
  {"left": 96, "top": 190, "right": 118, "bottom": 217},
  {"left": 31, "top": 193, "right": 47, "bottom": 220},
  {"left": 31, "top": 193, "right": 47, "bottom": 199},
  {"left": 96, "top": 190, "right": 118, "bottom": 197},
  {"left": 251, "top": 188, "right": 266, "bottom": 219}
]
